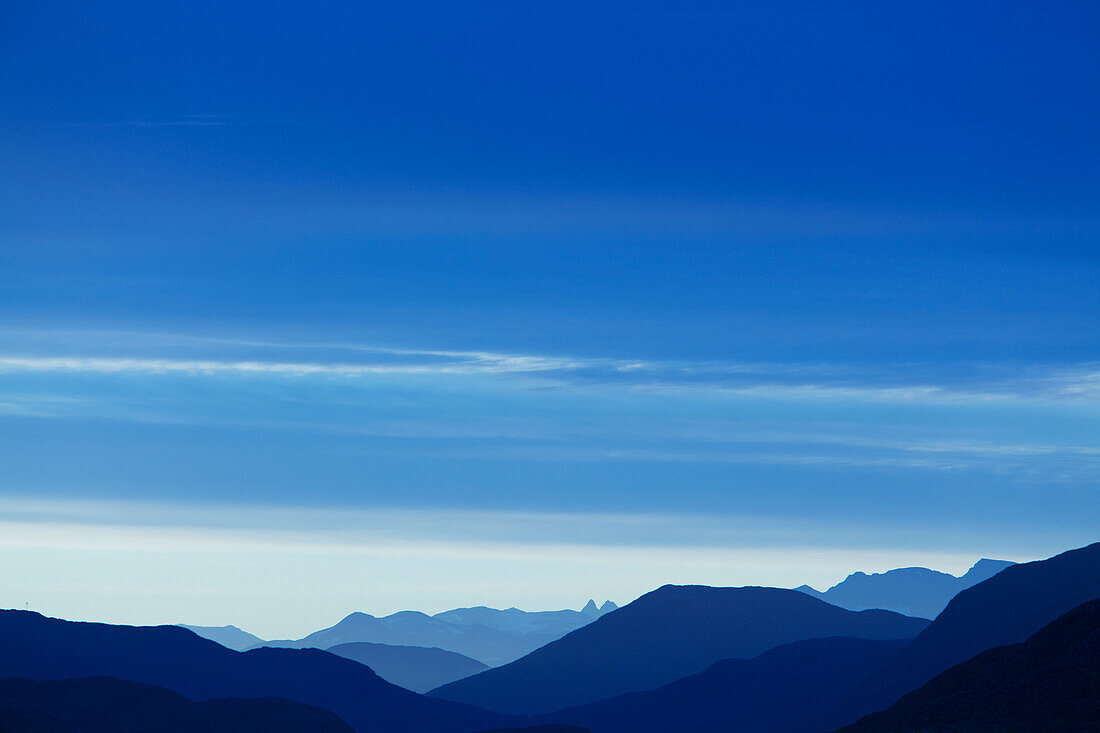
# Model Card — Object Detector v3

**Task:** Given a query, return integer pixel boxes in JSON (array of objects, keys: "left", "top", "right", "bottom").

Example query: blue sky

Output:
[{"left": 1, "top": 1, "right": 1098, "bottom": 635}]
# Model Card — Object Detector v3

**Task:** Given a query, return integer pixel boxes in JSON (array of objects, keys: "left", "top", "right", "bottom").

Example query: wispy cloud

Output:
[
  {"left": 0, "top": 355, "right": 528, "bottom": 377},
  {"left": 0, "top": 494, "right": 1047, "bottom": 560},
  {"left": 1, "top": 329, "right": 1099, "bottom": 404}
]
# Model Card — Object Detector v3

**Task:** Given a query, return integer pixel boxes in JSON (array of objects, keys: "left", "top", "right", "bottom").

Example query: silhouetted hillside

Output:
[
  {"left": 0, "top": 676, "right": 353, "bottom": 732},
  {"left": 178, "top": 624, "right": 266, "bottom": 652},
  {"left": 261, "top": 601, "right": 616, "bottom": 666},
  {"left": 836, "top": 598, "right": 1100, "bottom": 732},
  {"left": 539, "top": 636, "right": 911, "bottom": 733},
  {"left": 0, "top": 611, "right": 518, "bottom": 733},
  {"left": 805, "top": 541, "right": 1100, "bottom": 732},
  {"left": 796, "top": 559, "right": 1014, "bottom": 619},
  {"left": 429, "top": 585, "right": 928, "bottom": 715},
  {"left": 327, "top": 642, "right": 488, "bottom": 693}
]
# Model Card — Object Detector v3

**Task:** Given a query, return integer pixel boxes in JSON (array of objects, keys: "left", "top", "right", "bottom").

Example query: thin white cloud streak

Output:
[
  {"left": 0, "top": 496, "right": 884, "bottom": 548},
  {"left": 0, "top": 493, "right": 1047, "bottom": 550},
  {"left": 681, "top": 431, "right": 1100, "bottom": 459},
  {"left": 0, "top": 355, "right": 569, "bottom": 377},
  {"left": 0, "top": 495, "right": 1070, "bottom": 559},
  {"left": 7, "top": 394, "right": 1096, "bottom": 479},
  {"left": 2, "top": 350, "right": 1099, "bottom": 405}
]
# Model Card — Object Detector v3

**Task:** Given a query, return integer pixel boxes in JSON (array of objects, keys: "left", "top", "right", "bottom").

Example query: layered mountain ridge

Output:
[
  {"left": 430, "top": 585, "right": 929, "bottom": 715},
  {"left": 0, "top": 611, "right": 517, "bottom": 733},
  {"left": 796, "top": 558, "right": 1015, "bottom": 619},
  {"left": 256, "top": 600, "right": 617, "bottom": 667}
]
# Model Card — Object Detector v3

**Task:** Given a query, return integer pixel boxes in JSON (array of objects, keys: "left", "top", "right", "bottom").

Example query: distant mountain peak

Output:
[
  {"left": 177, "top": 623, "right": 266, "bottom": 652},
  {"left": 343, "top": 611, "right": 375, "bottom": 621},
  {"left": 796, "top": 558, "right": 1017, "bottom": 619},
  {"left": 257, "top": 600, "right": 622, "bottom": 667},
  {"left": 960, "top": 557, "right": 1015, "bottom": 582}
]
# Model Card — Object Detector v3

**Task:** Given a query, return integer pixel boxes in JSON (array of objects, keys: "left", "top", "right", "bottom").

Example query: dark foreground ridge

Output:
[
  {"left": 0, "top": 675, "right": 353, "bottom": 732},
  {"left": 805, "top": 541, "right": 1100, "bottom": 731},
  {"left": 836, "top": 597, "right": 1100, "bottom": 733},
  {"left": 538, "top": 636, "right": 911, "bottom": 733},
  {"left": 0, "top": 611, "right": 517, "bottom": 733},
  {"left": 430, "top": 585, "right": 929, "bottom": 715}
]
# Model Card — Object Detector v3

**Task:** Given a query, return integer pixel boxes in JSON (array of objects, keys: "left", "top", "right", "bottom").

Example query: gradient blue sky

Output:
[{"left": 1, "top": 1, "right": 1098, "bottom": 636}]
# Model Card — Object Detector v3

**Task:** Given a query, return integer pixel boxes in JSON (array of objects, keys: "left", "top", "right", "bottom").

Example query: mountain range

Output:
[
  {"left": 795, "top": 558, "right": 1015, "bottom": 619},
  {"left": 429, "top": 585, "right": 929, "bottom": 715},
  {"left": 3, "top": 546, "right": 1096, "bottom": 732},
  {"left": 256, "top": 600, "right": 617, "bottom": 667},
  {"left": 508, "top": 544, "right": 1097, "bottom": 732},
  {"left": 837, "top": 597, "right": 1100, "bottom": 733},
  {"left": 440, "top": 543, "right": 1097, "bottom": 732},
  {"left": 0, "top": 611, "right": 518, "bottom": 733},
  {"left": 802, "top": 540, "right": 1100, "bottom": 732}
]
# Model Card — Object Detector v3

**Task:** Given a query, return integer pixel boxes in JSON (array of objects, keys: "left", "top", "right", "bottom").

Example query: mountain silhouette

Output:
[
  {"left": 835, "top": 597, "right": 1100, "bottom": 732},
  {"left": 428, "top": 585, "right": 929, "bottom": 715},
  {"left": 0, "top": 676, "right": 353, "bottom": 732},
  {"left": 260, "top": 601, "right": 616, "bottom": 667},
  {"left": 536, "top": 636, "right": 912, "bottom": 733},
  {"left": 178, "top": 624, "right": 266, "bottom": 652},
  {"left": 434, "top": 602, "right": 616, "bottom": 638},
  {"left": 327, "top": 642, "right": 489, "bottom": 693},
  {"left": 796, "top": 558, "right": 1014, "bottom": 619},
  {"left": 804, "top": 541, "right": 1100, "bottom": 732},
  {"left": 0, "top": 610, "right": 518, "bottom": 733}
]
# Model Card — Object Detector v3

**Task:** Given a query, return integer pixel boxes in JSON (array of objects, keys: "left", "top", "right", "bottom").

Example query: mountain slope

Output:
[
  {"left": 178, "top": 624, "right": 266, "bottom": 652},
  {"left": 836, "top": 598, "right": 1100, "bottom": 733},
  {"left": 327, "top": 642, "right": 488, "bottom": 693},
  {"left": 0, "top": 610, "right": 518, "bottom": 733},
  {"left": 806, "top": 541, "right": 1100, "bottom": 732},
  {"left": 538, "top": 636, "right": 911, "bottom": 733},
  {"left": 0, "top": 676, "right": 353, "bottom": 732},
  {"left": 262, "top": 601, "right": 615, "bottom": 667},
  {"left": 796, "top": 559, "right": 1014, "bottom": 619},
  {"left": 429, "top": 585, "right": 929, "bottom": 715}
]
